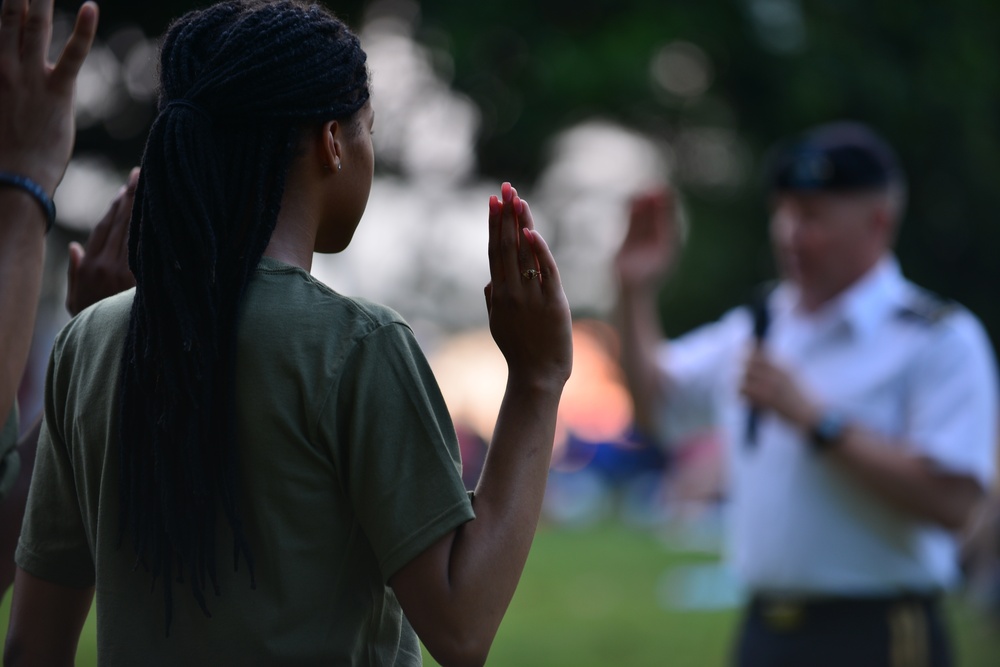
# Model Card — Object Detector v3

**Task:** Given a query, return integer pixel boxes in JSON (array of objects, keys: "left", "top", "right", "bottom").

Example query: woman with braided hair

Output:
[{"left": 5, "top": 1, "right": 572, "bottom": 665}]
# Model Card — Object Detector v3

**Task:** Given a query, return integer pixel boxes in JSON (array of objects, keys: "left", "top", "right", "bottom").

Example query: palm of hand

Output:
[
  {"left": 616, "top": 236, "right": 675, "bottom": 285},
  {"left": 615, "top": 189, "right": 678, "bottom": 288}
]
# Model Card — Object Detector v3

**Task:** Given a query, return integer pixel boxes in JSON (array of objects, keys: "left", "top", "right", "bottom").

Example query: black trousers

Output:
[{"left": 733, "top": 594, "right": 953, "bottom": 667}]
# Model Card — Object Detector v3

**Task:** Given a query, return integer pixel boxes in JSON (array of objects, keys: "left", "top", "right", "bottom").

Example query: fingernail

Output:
[
  {"left": 514, "top": 196, "right": 523, "bottom": 214},
  {"left": 489, "top": 196, "right": 500, "bottom": 215},
  {"left": 502, "top": 182, "right": 512, "bottom": 202}
]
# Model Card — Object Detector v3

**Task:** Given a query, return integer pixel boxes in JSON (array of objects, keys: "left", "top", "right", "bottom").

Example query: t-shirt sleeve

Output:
[
  {"left": 657, "top": 307, "right": 749, "bottom": 443},
  {"left": 325, "top": 322, "right": 475, "bottom": 582},
  {"left": 15, "top": 341, "right": 95, "bottom": 588},
  {"left": 905, "top": 312, "right": 998, "bottom": 487}
]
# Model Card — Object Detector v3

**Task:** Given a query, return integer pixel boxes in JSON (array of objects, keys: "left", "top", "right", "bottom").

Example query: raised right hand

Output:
[
  {"left": 484, "top": 182, "right": 572, "bottom": 392},
  {"left": 614, "top": 188, "right": 680, "bottom": 291},
  {"left": 0, "top": 0, "right": 99, "bottom": 195}
]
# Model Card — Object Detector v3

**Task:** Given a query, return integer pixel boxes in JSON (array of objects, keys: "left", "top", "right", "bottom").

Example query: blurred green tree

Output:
[
  {"left": 419, "top": 0, "right": 1000, "bottom": 343},
  {"left": 60, "top": 0, "right": 1000, "bottom": 345}
]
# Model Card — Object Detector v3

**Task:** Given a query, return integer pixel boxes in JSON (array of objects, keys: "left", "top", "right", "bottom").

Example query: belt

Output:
[
  {"left": 749, "top": 592, "right": 941, "bottom": 632},
  {"left": 744, "top": 593, "right": 945, "bottom": 667}
]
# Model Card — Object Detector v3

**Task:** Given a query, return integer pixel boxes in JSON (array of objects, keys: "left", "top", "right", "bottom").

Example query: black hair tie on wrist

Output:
[{"left": 0, "top": 172, "right": 57, "bottom": 233}]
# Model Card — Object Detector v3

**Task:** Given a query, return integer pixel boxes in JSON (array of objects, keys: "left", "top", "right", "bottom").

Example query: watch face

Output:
[{"left": 811, "top": 412, "right": 846, "bottom": 450}]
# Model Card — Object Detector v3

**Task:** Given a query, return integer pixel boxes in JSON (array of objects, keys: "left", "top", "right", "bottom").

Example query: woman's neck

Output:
[{"left": 265, "top": 176, "right": 319, "bottom": 272}]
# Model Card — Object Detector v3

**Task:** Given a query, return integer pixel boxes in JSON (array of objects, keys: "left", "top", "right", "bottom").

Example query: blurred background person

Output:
[{"left": 615, "top": 121, "right": 998, "bottom": 667}]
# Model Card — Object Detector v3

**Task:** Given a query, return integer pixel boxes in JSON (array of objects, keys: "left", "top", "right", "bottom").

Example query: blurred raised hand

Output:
[
  {"left": 614, "top": 188, "right": 680, "bottom": 291},
  {"left": 66, "top": 168, "right": 138, "bottom": 316}
]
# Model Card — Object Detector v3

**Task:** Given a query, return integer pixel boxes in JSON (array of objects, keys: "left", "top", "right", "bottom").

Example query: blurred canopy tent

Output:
[
  {"left": 58, "top": 0, "right": 1000, "bottom": 352},
  {"left": 428, "top": 320, "right": 633, "bottom": 454}
]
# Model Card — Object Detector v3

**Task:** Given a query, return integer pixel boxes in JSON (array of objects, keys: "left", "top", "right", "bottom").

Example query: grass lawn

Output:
[{"left": 1, "top": 522, "right": 997, "bottom": 665}]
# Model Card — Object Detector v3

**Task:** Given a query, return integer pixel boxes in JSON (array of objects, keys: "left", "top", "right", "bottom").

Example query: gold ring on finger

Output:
[{"left": 521, "top": 268, "right": 540, "bottom": 280}]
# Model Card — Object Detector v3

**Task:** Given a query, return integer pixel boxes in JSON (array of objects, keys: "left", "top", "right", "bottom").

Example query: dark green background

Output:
[{"left": 60, "top": 0, "right": 1000, "bottom": 343}]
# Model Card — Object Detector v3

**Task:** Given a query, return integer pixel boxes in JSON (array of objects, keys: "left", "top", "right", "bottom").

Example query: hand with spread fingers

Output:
[
  {"left": 0, "top": 0, "right": 100, "bottom": 194},
  {"left": 614, "top": 187, "right": 679, "bottom": 291},
  {"left": 66, "top": 168, "right": 139, "bottom": 316},
  {"left": 484, "top": 182, "right": 573, "bottom": 391},
  {"left": 0, "top": 0, "right": 99, "bottom": 428}
]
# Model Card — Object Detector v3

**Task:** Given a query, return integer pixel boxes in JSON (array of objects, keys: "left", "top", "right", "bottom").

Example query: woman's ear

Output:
[{"left": 321, "top": 120, "right": 342, "bottom": 172}]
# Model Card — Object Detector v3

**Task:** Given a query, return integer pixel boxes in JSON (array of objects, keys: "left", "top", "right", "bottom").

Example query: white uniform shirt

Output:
[{"left": 657, "top": 256, "right": 998, "bottom": 595}]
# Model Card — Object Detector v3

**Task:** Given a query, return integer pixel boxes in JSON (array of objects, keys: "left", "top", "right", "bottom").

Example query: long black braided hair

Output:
[{"left": 119, "top": 0, "right": 370, "bottom": 633}]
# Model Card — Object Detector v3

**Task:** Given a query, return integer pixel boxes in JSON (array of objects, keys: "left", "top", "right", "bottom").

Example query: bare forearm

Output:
[
  {"left": 445, "top": 380, "right": 561, "bottom": 650},
  {"left": 617, "top": 284, "right": 667, "bottom": 436},
  {"left": 6, "top": 569, "right": 93, "bottom": 667},
  {"left": 829, "top": 427, "right": 982, "bottom": 530},
  {"left": 0, "top": 416, "right": 42, "bottom": 595},
  {"left": 394, "top": 377, "right": 562, "bottom": 667},
  {"left": 0, "top": 193, "right": 47, "bottom": 419}
]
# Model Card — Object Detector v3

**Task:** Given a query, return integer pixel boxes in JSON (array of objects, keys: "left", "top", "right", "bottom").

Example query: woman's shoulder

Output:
[
  {"left": 248, "top": 259, "right": 412, "bottom": 341},
  {"left": 49, "top": 289, "right": 135, "bottom": 388},
  {"left": 57, "top": 289, "right": 135, "bottom": 350}
]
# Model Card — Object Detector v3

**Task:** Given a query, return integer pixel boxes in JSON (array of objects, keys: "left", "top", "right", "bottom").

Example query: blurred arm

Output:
[
  {"left": 741, "top": 334, "right": 995, "bottom": 531},
  {"left": 614, "top": 190, "right": 678, "bottom": 438},
  {"left": 829, "top": 430, "right": 983, "bottom": 531},
  {"left": 617, "top": 280, "right": 669, "bottom": 439}
]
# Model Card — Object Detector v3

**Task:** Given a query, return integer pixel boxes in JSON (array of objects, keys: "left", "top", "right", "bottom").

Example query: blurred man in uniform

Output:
[{"left": 616, "top": 121, "right": 997, "bottom": 667}]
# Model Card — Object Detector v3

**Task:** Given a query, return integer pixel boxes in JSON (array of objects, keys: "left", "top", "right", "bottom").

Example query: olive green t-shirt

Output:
[{"left": 17, "top": 257, "right": 475, "bottom": 666}]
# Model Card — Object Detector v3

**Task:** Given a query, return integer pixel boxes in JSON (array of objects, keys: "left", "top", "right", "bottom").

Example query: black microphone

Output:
[{"left": 745, "top": 283, "right": 773, "bottom": 449}]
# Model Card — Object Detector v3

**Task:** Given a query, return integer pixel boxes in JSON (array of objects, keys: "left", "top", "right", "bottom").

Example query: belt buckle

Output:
[{"left": 762, "top": 600, "right": 804, "bottom": 631}]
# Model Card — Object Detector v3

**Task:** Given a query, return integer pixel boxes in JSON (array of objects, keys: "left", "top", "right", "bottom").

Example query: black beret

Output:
[{"left": 766, "top": 122, "right": 903, "bottom": 192}]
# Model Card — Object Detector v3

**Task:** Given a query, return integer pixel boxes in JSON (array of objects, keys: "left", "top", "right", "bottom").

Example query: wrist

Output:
[
  {"left": 0, "top": 172, "right": 57, "bottom": 232},
  {"left": 618, "top": 283, "right": 663, "bottom": 314},
  {"left": 505, "top": 371, "right": 567, "bottom": 400},
  {"left": 806, "top": 409, "right": 850, "bottom": 453},
  {"left": 0, "top": 158, "right": 63, "bottom": 197}
]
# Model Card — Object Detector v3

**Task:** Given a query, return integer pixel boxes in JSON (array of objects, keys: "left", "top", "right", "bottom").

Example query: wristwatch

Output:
[{"left": 808, "top": 411, "right": 848, "bottom": 452}]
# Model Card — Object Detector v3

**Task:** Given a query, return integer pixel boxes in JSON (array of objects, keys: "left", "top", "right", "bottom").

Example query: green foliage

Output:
[
  {"left": 420, "top": 0, "right": 1000, "bottom": 342},
  {"left": 58, "top": 0, "right": 1000, "bottom": 341}
]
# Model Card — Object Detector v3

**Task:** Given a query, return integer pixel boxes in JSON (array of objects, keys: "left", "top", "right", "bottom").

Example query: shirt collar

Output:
[{"left": 773, "top": 255, "right": 906, "bottom": 339}]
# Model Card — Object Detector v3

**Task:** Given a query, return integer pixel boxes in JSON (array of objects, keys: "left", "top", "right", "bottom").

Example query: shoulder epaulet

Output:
[{"left": 896, "top": 288, "right": 957, "bottom": 326}]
